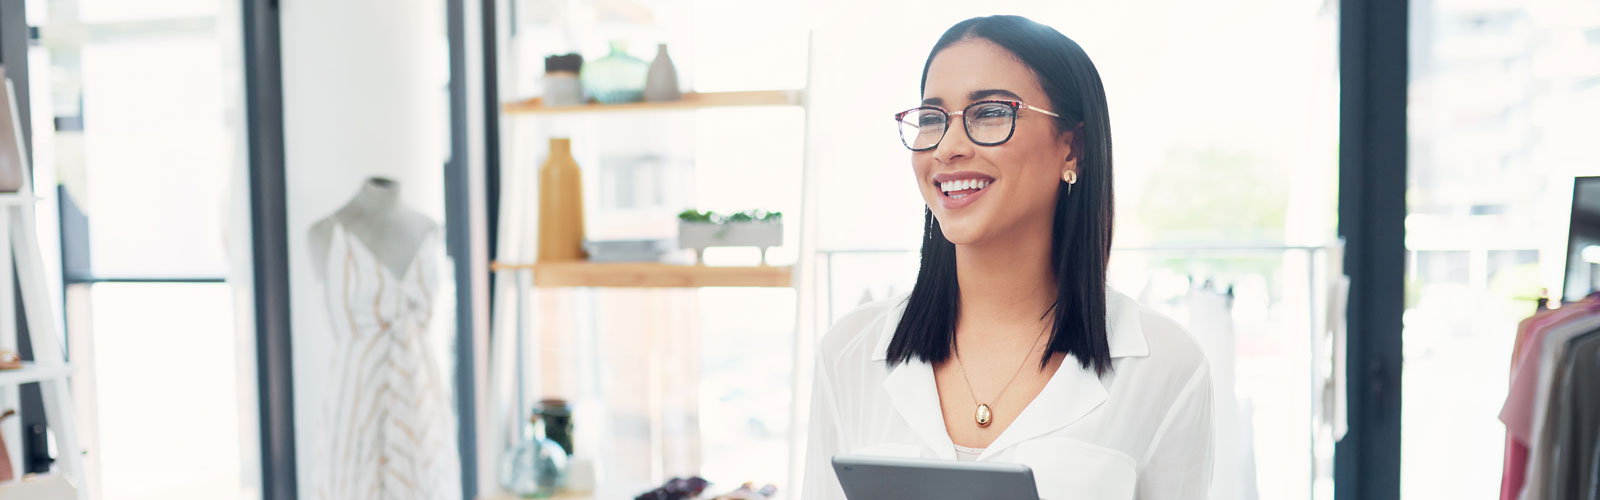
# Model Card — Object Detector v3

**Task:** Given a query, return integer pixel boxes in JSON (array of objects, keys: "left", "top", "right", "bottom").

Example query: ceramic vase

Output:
[
  {"left": 537, "top": 138, "right": 586, "bottom": 261},
  {"left": 643, "top": 43, "right": 682, "bottom": 102}
]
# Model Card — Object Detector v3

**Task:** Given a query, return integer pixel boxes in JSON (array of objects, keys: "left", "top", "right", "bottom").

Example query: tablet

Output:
[{"left": 831, "top": 454, "right": 1040, "bottom": 500}]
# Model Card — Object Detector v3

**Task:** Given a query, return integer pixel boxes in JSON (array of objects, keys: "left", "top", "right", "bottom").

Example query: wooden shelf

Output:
[
  {"left": 0, "top": 474, "right": 77, "bottom": 498},
  {"left": 0, "top": 362, "right": 72, "bottom": 385},
  {"left": 502, "top": 90, "right": 802, "bottom": 115},
  {"left": 491, "top": 261, "right": 792, "bottom": 288}
]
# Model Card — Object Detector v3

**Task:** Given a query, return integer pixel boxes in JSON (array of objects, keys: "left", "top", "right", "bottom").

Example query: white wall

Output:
[{"left": 278, "top": 0, "right": 457, "bottom": 495}]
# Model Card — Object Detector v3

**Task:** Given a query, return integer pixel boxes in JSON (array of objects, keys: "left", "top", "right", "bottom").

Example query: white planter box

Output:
[{"left": 678, "top": 221, "right": 783, "bottom": 263}]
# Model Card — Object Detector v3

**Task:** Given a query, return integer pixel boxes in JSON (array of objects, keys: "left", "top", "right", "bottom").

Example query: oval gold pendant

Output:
[{"left": 975, "top": 403, "right": 992, "bottom": 427}]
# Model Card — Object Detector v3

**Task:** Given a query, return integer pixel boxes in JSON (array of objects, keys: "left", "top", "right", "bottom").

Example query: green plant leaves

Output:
[{"left": 676, "top": 209, "right": 783, "bottom": 224}]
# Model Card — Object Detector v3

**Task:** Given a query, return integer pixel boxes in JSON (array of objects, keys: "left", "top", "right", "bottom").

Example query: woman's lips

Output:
[
  {"left": 930, "top": 172, "right": 995, "bottom": 211},
  {"left": 937, "top": 179, "right": 992, "bottom": 210}
]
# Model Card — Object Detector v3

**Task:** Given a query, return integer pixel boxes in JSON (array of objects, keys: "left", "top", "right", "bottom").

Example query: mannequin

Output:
[
  {"left": 308, "top": 177, "right": 439, "bottom": 282},
  {"left": 304, "top": 176, "right": 460, "bottom": 499}
]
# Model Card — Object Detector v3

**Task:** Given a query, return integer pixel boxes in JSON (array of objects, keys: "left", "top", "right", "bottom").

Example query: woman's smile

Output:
[{"left": 932, "top": 171, "right": 997, "bottom": 209}]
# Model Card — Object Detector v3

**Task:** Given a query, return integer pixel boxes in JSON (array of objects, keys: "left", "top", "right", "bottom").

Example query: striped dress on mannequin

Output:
[{"left": 315, "top": 222, "right": 461, "bottom": 499}]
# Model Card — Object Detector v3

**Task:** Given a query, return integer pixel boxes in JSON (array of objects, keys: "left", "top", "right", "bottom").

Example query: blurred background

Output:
[{"left": 0, "top": 0, "right": 1592, "bottom": 499}]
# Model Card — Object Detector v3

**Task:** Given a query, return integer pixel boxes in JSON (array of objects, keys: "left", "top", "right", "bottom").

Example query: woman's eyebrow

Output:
[
  {"left": 969, "top": 88, "right": 1022, "bottom": 101},
  {"left": 921, "top": 89, "right": 1024, "bottom": 107}
]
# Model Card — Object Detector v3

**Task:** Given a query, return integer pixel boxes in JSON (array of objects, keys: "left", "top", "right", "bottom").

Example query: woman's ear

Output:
[{"left": 1062, "top": 122, "right": 1086, "bottom": 163}]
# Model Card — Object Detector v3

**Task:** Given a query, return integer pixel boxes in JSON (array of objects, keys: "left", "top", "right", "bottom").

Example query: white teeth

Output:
[
  {"left": 939, "top": 179, "right": 992, "bottom": 193},
  {"left": 950, "top": 193, "right": 968, "bottom": 199}
]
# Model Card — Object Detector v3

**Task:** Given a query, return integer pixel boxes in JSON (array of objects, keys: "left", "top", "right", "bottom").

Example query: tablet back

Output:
[{"left": 831, "top": 454, "right": 1040, "bottom": 500}]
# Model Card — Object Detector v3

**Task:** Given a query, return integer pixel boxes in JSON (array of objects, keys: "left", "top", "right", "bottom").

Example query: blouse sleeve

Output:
[
  {"left": 1136, "top": 361, "right": 1216, "bottom": 498},
  {"left": 800, "top": 352, "right": 848, "bottom": 500}
]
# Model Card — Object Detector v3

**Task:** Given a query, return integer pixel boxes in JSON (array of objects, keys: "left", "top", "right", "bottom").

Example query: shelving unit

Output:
[
  {"left": 0, "top": 73, "right": 82, "bottom": 499},
  {"left": 487, "top": 35, "right": 821, "bottom": 500},
  {"left": 0, "top": 194, "right": 39, "bottom": 206},
  {"left": 0, "top": 363, "right": 72, "bottom": 386},
  {"left": 502, "top": 90, "right": 802, "bottom": 115},
  {"left": 490, "top": 261, "right": 793, "bottom": 289}
]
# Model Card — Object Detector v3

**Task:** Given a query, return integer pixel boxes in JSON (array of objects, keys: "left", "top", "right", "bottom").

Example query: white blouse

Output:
[{"left": 801, "top": 289, "right": 1214, "bottom": 500}]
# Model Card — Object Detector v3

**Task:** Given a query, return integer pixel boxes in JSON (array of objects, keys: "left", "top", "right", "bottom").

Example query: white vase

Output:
[
  {"left": 543, "top": 73, "right": 583, "bottom": 106},
  {"left": 643, "top": 43, "right": 682, "bottom": 102}
]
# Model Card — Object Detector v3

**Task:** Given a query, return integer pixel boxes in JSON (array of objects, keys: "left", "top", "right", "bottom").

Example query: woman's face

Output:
[{"left": 914, "top": 38, "right": 1074, "bottom": 247}]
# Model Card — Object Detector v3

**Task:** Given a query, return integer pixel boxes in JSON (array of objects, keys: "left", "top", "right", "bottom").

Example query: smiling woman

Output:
[{"left": 802, "top": 15, "right": 1214, "bottom": 500}]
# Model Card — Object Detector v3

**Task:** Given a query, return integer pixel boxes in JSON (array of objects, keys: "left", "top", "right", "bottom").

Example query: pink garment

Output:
[
  {"left": 1502, "top": 302, "right": 1595, "bottom": 442},
  {"left": 1501, "top": 313, "right": 1548, "bottom": 500},
  {"left": 1502, "top": 435, "right": 1527, "bottom": 500}
]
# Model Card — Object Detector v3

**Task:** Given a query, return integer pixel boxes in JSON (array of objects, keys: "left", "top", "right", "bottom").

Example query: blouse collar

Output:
[
  {"left": 868, "top": 288, "right": 1151, "bottom": 461},
  {"left": 870, "top": 287, "right": 1151, "bottom": 362}
]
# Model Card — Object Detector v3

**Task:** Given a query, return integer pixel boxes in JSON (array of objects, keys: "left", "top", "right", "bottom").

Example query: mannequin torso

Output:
[{"left": 307, "top": 177, "right": 438, "bottom": 282}]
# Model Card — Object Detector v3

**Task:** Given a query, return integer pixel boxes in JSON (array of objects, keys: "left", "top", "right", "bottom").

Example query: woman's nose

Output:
[{"left": 934, "top": 118, "right": 975, "bottom": 164}]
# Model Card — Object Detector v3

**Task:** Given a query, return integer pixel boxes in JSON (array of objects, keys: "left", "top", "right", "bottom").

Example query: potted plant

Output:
[{"left": 677, "top": 209, "right": 783, "bottom": 264}]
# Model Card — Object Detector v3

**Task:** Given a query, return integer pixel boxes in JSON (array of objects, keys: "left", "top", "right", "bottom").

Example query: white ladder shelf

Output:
[{"left": 0, "top": 69, "right": 83, "bottom": 499}]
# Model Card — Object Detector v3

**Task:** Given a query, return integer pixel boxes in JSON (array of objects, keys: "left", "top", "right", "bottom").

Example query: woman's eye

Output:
[
  {"left": 974, "top": 106, "right": 1011, "bottom": 119},
  {"left": 918, "top": 115, "right": 945, "bottom": 127}
]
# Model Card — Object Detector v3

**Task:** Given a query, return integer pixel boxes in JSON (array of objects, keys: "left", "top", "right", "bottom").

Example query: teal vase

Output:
[{"left": 582, "top": 41, "right": 649, "bottom": 104}]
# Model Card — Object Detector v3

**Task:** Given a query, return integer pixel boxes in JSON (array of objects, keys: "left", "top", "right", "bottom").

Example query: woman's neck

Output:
[{"left": 953, "top": 223, "right": 1057, "bottom": 334}]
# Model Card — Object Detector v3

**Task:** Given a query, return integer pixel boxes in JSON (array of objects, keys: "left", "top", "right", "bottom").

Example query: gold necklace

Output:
[{"left": 953, "top": 326, "right": 1050, "bottom": 427}]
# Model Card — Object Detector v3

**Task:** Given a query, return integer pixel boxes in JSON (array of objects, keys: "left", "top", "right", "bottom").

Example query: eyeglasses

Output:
[{"left": 894, "top": 99, "right": 1064, "bottom": 151}]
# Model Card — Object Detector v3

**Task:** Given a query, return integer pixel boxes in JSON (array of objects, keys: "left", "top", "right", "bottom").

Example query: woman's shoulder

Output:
[
  {"left": 1109, "top": 289, "right": 1208, "bottom": 378},
  {"left": 816, "top": 293, "right": 910, "bottom": 364}
]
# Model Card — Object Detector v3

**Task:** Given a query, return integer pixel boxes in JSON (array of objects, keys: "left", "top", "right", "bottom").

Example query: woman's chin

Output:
[{"left": 935, "top": 220, "right": 988, "bottom": 246}]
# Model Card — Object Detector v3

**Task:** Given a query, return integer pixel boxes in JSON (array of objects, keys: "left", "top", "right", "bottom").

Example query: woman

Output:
[{"left": 802, "top": 15, "right": 1214, "bottom": 499}]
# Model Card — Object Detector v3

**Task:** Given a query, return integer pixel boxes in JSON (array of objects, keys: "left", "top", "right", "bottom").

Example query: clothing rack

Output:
[
  {"left": 1500, "top": 179, "right": 1600, "bottom": 498},
  {"left": 1500, "top": 301, "right": 1600, "bottom": 499}
]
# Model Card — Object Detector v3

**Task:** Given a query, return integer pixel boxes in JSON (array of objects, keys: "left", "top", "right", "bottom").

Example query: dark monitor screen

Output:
[{"left": 1563, "top": 177, "right": 1600, "bottom": 302}]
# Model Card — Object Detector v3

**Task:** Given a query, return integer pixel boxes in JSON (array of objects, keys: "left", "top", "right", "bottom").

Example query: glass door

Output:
[{"left": 1403, "top": 0, "right": 1600, "bottom": 498}]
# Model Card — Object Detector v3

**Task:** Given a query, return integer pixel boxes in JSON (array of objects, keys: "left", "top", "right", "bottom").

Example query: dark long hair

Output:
[{"left": 886, "top": 15, "right": 1116, "bottom": 376}]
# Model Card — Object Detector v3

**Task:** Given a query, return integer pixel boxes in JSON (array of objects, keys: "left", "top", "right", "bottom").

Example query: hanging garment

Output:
[
  {"left": 1501, "top": 305, "right": 1591, "bottom": 500},
  {"left": 1588, "top": 430, "right": 1600, "bottom": 500},
  {"left": 1518, "top": 318, "right": 1600, "bottom": 500},
  {"left": 1502, "top": 306, "right": 1600, "bottom": 499},
  {"left": 1187, "top": 287, "right": 1258, "bottom": 500},
  {"left": 1546, "top": 330, "right": 1600, "bottom": 499},
  {"left": 313, "top": 223, "right": 461, "bottom": 500}
]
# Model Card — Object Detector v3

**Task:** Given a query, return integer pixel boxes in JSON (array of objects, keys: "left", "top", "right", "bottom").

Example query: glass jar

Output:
[{"left": 499, "top": 413, "right": 569, "bottom": 498}]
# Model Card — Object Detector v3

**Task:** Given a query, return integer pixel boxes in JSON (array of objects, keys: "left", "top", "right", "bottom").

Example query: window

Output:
[
  {"left": 25, "top": 1, "right": 260, "bottom": 498},
  {"left": 1405, "top": 0, "right": 1600, "bottom": 498}
]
